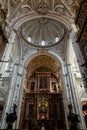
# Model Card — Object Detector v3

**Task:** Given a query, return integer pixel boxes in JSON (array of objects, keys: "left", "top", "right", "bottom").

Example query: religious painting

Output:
[{"left": 39, "top": 76, "right": 48, "bottom": 89}]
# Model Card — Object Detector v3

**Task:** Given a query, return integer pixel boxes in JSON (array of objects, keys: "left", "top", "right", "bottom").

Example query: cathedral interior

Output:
[{"left": 0, "top": 0, "right": 87, "bottom": 130}]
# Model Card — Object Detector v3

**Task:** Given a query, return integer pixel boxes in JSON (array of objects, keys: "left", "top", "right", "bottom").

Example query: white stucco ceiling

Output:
[
  {"left": 20, "top": 17, "right": 67, "bottom": 48},
  {"left": 5, "top": 0, "right": 80, "bottom": 59}
]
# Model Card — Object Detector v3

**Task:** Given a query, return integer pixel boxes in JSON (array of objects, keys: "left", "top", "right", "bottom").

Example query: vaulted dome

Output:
[{"left": 21, "top": 17, "right": 67, "bottom": 48}]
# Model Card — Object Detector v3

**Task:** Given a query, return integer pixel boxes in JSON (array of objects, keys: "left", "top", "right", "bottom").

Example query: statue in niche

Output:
[
  {"left": 5, "top": 104, "right": 17, "bottom": 129},
  {"left": 68, "top": 104, "right": 80, "bottom": 129},
  {"left": 31, "top": 82, "right": 35, "bottom": 90},
  {"left": 52, "top": 82, "right": 56, "bottom": 91}
]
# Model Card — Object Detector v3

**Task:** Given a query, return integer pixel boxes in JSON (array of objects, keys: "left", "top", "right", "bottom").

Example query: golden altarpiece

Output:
[{"left": 20, "top": 67, "right": 65, "bottom": 130}]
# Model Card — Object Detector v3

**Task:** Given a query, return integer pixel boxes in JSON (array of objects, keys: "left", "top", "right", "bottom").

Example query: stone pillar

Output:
[
  {"left": 1, "top": 63, "right": 19, "bottom": 129},
  {"left": 67, "top": 64, "right": 77, "bottom": 112},
  {"left": 13, "top": 62, "right": 23, "bottom": 129},
  {"left": 0, "top": 43, "right": 12, "bottom": 75},
  {"left": 64, "top": 64, "right": 73, "bottom": 105},
  {"left": 15, "top": 82, "right": 24, "bottom": 129},
  {"left": 62, "top": 65, "right": 70, "bottom": 130},
  {"left": 70, "top": 29, "right": 86, "bottom": 89},
  {"left": 65, "top": 63, "right": 86, "bottom": 129},
  {"left": 68, "top": 64, "right": 86, "bottom": 129},
  {"left": 0, "top": 31, "right": 16, "bottom": 76}
]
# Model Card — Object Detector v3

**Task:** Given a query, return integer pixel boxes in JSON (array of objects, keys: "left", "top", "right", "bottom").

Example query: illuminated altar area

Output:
[{"left": 21, "top": 55, "right": 64, "bottom": 130}]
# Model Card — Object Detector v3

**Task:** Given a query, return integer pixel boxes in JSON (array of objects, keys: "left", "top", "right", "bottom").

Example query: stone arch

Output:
[
  {"left": 8, "top": 12, "right": 77, "bottom": 65},
  {"left": 20, "top": 48, "right": 69, "bottom": 129},
  {"left": 24, "top": 50, "right": 64, "bottom": 70},
  {"left": 11, "top": 12, "right": 72, "bottom": 30}
]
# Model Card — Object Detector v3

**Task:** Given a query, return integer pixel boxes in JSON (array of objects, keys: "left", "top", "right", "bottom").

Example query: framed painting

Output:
[{"left": 39, "top": 76, "right": 48, "bottom": 89}]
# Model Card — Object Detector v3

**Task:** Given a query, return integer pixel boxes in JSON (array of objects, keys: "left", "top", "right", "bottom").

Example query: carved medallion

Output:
[{"left": 36, "top": 1, "right": 49, "bottom": 15}]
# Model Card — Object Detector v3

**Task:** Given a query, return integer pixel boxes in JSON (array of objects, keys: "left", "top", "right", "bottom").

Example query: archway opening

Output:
[{"left": 20, "top": 54, "right": 66, "bottom": 130}]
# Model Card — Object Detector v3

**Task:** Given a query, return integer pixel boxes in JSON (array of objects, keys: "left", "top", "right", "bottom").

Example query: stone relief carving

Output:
[
  {"left": 22, "top": 43, "right": 34, "bottom": 58},
  {"left": 4, "top": 0, "right": 79, "bottom": 61},
  {"left": 66, "top": 0, "right": 74, "bottom": 6},
  {"left": 10, "top": 1, "right": 21, "bottom": 19},
  {"left": 11, "top": 0, "right": 22, "bottom": 6},
  {"left": 55, "top": 6, "right": 71, "bottom": 18},
  {"left": 53, "top": 32, "right": 68, "bottom": 60},
  {"left": 36, "top": 1, "right": 49, "bottom": 15},
  {"left": 0, "top": 4, "right": 7, "bottom": 58},
  {"left": 0, "top": 3, "right": 8, "bottom": 31},
  {"left": 7, "top": 0, "right": 80, "bottom": 20},
  {"left": 22, "top": 45, "right": 30, "bottom": 57},
  {"left": 10, "top": 0, "right": 32, "bottom": 19},
  {"left": 54, "top": 0, "right": 61, "bottom": 7},
  {"left": 27, "top": 55, "right": 60, "bottom": 75},
  {"left": 66, "top": 0, "right": 79, "bottom": 6},
  {"left": 66, "top": 0, "right": 80, "bottom": 13}
]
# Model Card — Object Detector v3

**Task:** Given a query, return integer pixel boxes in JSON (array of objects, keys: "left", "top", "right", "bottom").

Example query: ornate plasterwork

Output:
[
  {"left": 27, "top": 54, "right": 60, "bottom": 77},
  {"left": 8, "top": 0, "right": 80, "bottom": 20},
  {"left": 21, "top": 17, "right": 66, "bottom": 48},
  {"left": 14, "top": 13, "right": 69, "bottom": 59},
  {"left": 22, "top": 44, "right": 35, "bottom": 58},
  {"left": 0, "top": 0, "right": 80, "bottom": 60},
  {"left": 21, "top": 31, "right": 67, "bottom": 60},
  {"left": 11, "top": 0, "right": 22, "bottom": 5},
  {"left": 36, "top": 0, "right": 49, "bottom": 15},
  {"left": 0, "top": 3, "right": 7, "bottom": 58},
  {"left": 52, "top": 40, "right": 67, "bottom": 60}
]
